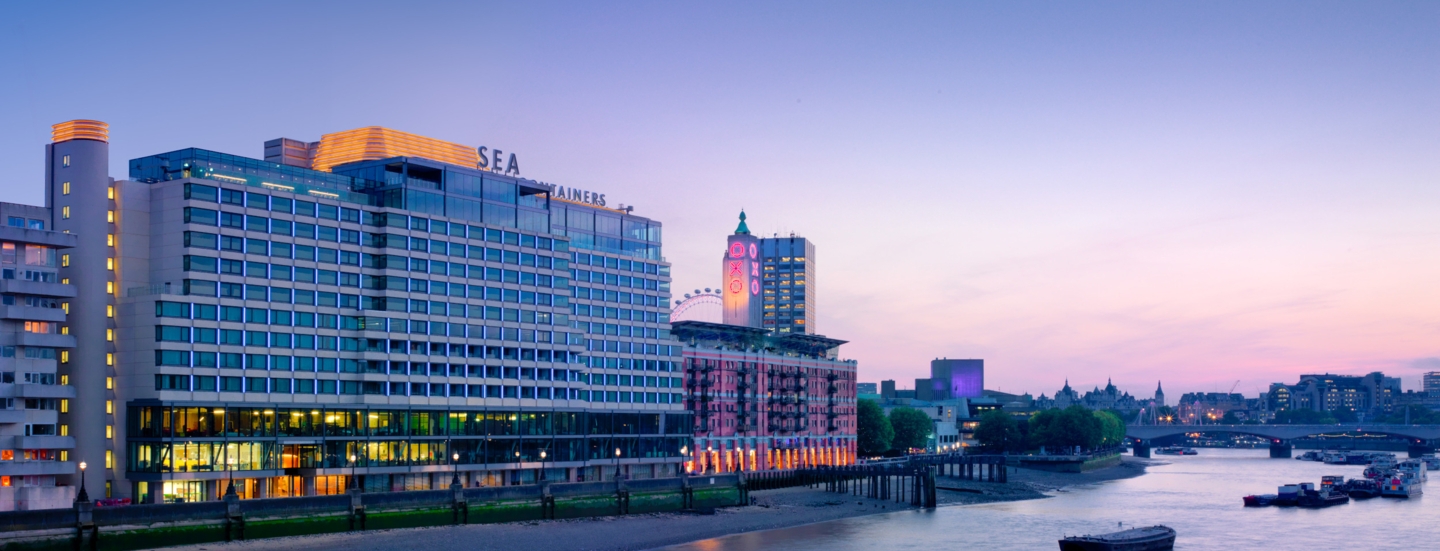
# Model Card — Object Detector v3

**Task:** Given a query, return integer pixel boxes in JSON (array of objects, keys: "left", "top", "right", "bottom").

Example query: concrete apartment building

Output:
[{"left": 0, "top": 203, "right": 79, "bottom": 510}]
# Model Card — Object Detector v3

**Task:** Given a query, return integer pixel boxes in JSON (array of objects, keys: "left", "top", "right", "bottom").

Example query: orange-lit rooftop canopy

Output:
[
  {"left": 310, "top": 127, "right": 478, "bottom": 172},
  {"left": 52, "top": 120, "right": 109, "bottom": 143}
]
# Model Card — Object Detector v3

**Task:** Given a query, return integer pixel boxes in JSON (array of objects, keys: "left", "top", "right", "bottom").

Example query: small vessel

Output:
[
  {"left": 1322, "top": 451, "right": 1347, "bottom": 465},
  {"left": 1381, "top": 476, "right": 1421, "bottom": 498},
  {"left": 1059, "top": 525, "right": 1176, "bottom": 551},
  {"left": 1344, "top": 452, "right": 1370, "bottom": 465},
  {"left": 1154, "top": 446, "right": 1198, "bottom": 456},
  {"left": 1296, "top": 451, "right": 1322, "bottom": 461},
  {"left": 1274, "top": 484, "right": 1301, "bottom": 506},
  {"left": 1297, "top": 484, "right": 1349, "bottom": 508},
  {"left": 1243, "top": 494, "right": 1277, "bottom": 507},
  {"left": 1398, "top": 460, "right": 1427, "bottom": 482},
  {"left": 1320, "top": 476, "right": 1345, "bottom": 490},
  {"left": 1344, "top": 478, "right": 1380, "bottom": 499},
  {"left": 1421, "top": 454, "right": 1440, "bottom": 471}
]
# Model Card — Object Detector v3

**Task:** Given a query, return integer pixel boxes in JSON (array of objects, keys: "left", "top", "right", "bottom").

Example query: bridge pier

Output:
[
  {"left": 1132, "top": 440, "right": 1151, "bottom": 458},
  {"left": 1269, "top": 440, "right": 1292, "bottom": 459}
]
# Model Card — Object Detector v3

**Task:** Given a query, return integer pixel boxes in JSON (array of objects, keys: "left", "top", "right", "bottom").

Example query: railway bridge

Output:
[{"left": 1124, "top": 424, "right": 1440, "bottom": 458}]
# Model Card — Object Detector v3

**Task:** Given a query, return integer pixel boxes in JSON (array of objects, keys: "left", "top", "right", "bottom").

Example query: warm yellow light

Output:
[
  {"left": 51, "top": 120, "right": 109, "bottom": 143},
  {"left": 310, "top": 127, "right": 480, "bottom": 172},
  {"left": 107, "top": 210, "right": 114, "bottom": 223},
  {"left": 261, "top": 182, "right": 294, "bottom": 191},
  {"left": 211, "top": 174, "right": 247, "bottom": 184}
]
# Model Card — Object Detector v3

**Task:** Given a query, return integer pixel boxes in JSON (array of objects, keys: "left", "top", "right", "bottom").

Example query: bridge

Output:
[{"left": 1124, "top": 424, "right": 1440, "bottom": 458}]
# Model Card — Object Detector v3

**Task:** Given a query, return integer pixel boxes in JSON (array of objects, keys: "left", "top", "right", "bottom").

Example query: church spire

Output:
[{"left": 734, "top": 210, "right": 751, "bottom": 235}]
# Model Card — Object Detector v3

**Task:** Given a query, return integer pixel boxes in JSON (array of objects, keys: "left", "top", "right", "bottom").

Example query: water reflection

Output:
[{"left": 660, "top": 449, "right": 1437, "bottom": 550}]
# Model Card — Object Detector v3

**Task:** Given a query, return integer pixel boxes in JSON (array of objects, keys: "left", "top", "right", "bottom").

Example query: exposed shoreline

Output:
[{"left": 156, "top": 458, "right": 1156, "bottom": 551}]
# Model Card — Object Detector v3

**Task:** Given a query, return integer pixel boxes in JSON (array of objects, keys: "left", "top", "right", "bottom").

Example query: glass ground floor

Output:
[{"left": 133, "top": 462, "right": 681, "bottom": 503}]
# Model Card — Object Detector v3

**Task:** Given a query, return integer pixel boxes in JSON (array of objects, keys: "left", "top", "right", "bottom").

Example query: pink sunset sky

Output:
[{"left": 1, "top": 2, "right": 1436, "bottom": 397}]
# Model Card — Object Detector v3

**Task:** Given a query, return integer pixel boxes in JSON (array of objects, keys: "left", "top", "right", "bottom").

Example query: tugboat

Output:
[
  {"left": 1322, "top": 451, "right": 1348, "bottom": 465},
  {"left": 1059, "top": 525, "right": 1176, "bottom": 551},
  {"left": 1297, "top": 483, "right": 1349, "bottom": 508},
  {"left": 1344, "top": 478, "right": 1380, "bottom": 499},
  {"left": 1296, "top": 450, "right": 1322, "bottom": 461},
  {"left": 1273, "top": 484, "right": 1301, "bottom": 506},
  {"left": 1243, "top": 494, "right": 1277, "bottom": 507},
  {"left": 1421, "top": 454, "right": 1440, "bottom": 471}
]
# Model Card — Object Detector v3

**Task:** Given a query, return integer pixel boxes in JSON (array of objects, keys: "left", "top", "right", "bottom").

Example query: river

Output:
[{"left": 661, "top": 449, "right": 1436, "bottom": 550}]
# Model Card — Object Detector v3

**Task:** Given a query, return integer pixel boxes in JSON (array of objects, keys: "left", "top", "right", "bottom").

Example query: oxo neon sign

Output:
[{"left": 727, "top": 241, "right": 759, "bottom": 296}]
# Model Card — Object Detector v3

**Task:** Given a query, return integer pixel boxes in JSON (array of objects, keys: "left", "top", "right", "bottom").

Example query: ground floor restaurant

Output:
[
  {"left": 135, "top": 462, "right": 682, "bottom": 503},
  {"left": 686, "top": 436, "right": 856, "bottom": 473}
]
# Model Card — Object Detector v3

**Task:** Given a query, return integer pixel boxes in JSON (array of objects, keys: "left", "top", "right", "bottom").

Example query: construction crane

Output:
[{"left": 1229, "top": 380, "right": 1240, "bottom": 395}]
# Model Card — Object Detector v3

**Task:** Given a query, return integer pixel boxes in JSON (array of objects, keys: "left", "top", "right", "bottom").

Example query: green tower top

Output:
[{"left": 734, "top": 210, "right": 751, "bottom": 235}]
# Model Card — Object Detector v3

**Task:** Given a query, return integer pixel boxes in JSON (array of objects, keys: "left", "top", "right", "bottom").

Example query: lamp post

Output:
[
  {"left": 76, "top": 461, "right": 89, "bottom": 503},
  {"left": 348, "top": 454, "right": 357, "bottom": 491},
  {"left": 680, "top": 446, "right": 689, "bottom": 474},
  {"left": 452, "top": 452, "right": 461, "bottom": 487},
  {"left": 539, "top": 450, "right": 547, "bottom": 481},
  {"left": 614, "top": 447, "right": 622, "bottom": 480}
]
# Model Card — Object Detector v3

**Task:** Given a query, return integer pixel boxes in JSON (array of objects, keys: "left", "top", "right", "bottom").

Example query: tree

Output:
[
  {"left": 1332, "top": 408, "right": 1358, "bottom": 423},
  {"left": 1093, "top": 410, "right": 1126, "bottom": 448},
  {"left": 1220, "top": 411, "right": 1241, "bottom": 425},
  {"left": 856, "top": 399, "right": 894, "bottom": 457},
  {"left": 1029, "top": 406, "right": 1104, "bottom": 452},
  {"left": 974, "top": 410, "right": 1025, "bottom": 453},
  {"left": 888, "top": 407, "right": 933, "bottom": 452},
  {"left": 1377, "top": 405, "right": 1440, "bottom": 425}
]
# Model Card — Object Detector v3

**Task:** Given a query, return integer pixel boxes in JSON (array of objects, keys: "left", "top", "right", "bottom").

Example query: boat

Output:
[
  {"left": 1322, "top": 451, "right": 1348, "bottom": 465},
  {"left": 1398, "top": 460, "right": 1427, "bottom": 482},
  {"left": 1320, "top": 476, "right": 1345, "bottom": 490},
  {"left": 1344, "top": 452, "right": 1371, "bottom": 465},
  {"left": 1243, "top": 494, "right": 1277, "bottom": 507},
  {"left": 1274, "top": 484, "right": 1301, "bottom": 506},
  {"left": 1296, "top": 451, "right": 1322, "bottom": 461},
  {"left": 1344, "top": 479, "right": 1380, "bottom": 499},
  {"left": 1422, "top": 454, "right": 1440, "bottom": 471},
  {"left": 1297, "top": 484, "right": 1349, "bottom": 508},
  {"left": 1059, "top": 525, "right": 1177, "bottom": 551},
  {"left": 1381, "top": 476, "right": 1421, "bottom": 498},
  {"left": 1154, "top": 446, "right": 1198, "bottom": 456}
]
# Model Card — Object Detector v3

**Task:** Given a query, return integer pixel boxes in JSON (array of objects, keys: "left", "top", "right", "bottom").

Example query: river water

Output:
[{"left": 661, "top": 449, "right": 1436, "bottom": 550}]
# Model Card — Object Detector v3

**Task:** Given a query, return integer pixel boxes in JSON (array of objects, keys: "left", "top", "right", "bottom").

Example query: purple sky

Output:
[{"left": 1, "top": 2, "right": 1437, "bottom": 397}]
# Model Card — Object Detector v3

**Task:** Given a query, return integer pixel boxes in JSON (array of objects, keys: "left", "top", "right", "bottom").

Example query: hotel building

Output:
[{"left": 43, "top": 121, "right": 688, "bottom": 503}]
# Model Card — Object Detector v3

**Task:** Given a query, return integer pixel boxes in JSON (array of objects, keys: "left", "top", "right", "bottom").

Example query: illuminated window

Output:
[
  {"left": 106, "top": 353, "right": 114, "bottom": 365},
  {"left": 106, "top": 400, "right": 113, "bottom": 414},
  {"left": 61, "top": 254, "right": 69, "bottom": 267},
  {"left": 60, "top": 399, "right": 68, "bottom": 413},
  {"left": 106, "top": 425, "right": 113, "bottom": 439},
  {"left": 107, "top": 234, "right": 114, "bottom": 246},
  {"left": 106, "top": 377, "right": 113, "bottom": 390},
  {"left": 61, "top": 278, "right": 68, "bottom": 284},
  {"left": 106, "top": 281, "right": 114, "bottom": 294},
  {"left": 62, "top": 155, "right": 70, "bottom": 167},
  {"left": 62, "top": 182, "right": 70, "bottom": 195},
  {"left": 106, "top": 305, "right": 114, "bottom": 317},
  {"left": 60, "top": 425, "right": 68, "bottom": 436},
  {"left": 107, "top": 187, "right": 114, "bottom": 200},
  {"left": 106, "top": 450, "right": 113, "bottom": 469},
  {"left": 61, "top": 206, "right": 70, "bottom": 219},
  {"left": 106, "top": 258, "right": 114, "bottom": 270},
  {"left": 60, "top": 375, "right": 67, "bottom": 385},
  {"left": 106, "top": 210, "right": 114, "bottom": 222},
  {"left": 60, "top": 326, "right": 68, "bottom": 335},
  {"left": 61, "top": 302, "right": 69, "bottom": 314},
  {"left": 106, "top": 329, "right": 113, "bottom": 341}
]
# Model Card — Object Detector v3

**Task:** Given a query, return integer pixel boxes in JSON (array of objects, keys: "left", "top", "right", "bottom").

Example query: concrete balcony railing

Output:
[
  {"left": 10, "top": 435, "right": 75, "bottom": 450},
  {"left": 0, "top": 333, "right": 78, "bottom": 349},
  {"left": 0, "top": 305, "right": 67, "bottom": 322},
  {"left": 0, "top": 279, "right": 76, "bottom": 298},
  {"left": 15, "top": 384, "right": 76, "bottom": 399},
  {"left": 0, "top": 460, "right": 76, "bottom": 477},
  {"left": 0, "top": 409, "right": 25, "bottom": 423}
]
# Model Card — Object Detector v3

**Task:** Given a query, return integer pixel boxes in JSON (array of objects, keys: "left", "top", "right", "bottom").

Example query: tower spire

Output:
[{"left": 735, "top": 210, "right": 750, "bottom": 235}]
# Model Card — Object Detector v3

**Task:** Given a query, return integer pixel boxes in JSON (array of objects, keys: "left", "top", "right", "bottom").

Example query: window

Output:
[
  {"left": 107, "top": 210, "right": 114, "bottom": 223},
  {"left": 61, "top": 206, "right": 70, "bottom": 219},
  {"left": 62, "top": 155, "right": 70, "bottom": 167},
  {"left": 62, "top": 182, "right": 70, "bottom": 195}
]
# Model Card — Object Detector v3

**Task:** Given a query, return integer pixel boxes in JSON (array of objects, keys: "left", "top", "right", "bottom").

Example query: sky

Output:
[{"left": 0, "top": 1, "right": 1436, "bottom": 398}]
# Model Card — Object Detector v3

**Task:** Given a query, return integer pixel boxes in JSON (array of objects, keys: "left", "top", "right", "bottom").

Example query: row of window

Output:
[
  {"left": 185, "top": 183, "right": 567, "bottom": 254},
  {"left": 185, "top": 230, "right": 567, "bottom": 273},
  {"left": 152, "top": 374, "right": 682, "bottom": 403}
]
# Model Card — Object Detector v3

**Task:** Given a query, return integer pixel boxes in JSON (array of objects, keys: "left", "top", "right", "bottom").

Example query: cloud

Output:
[{"left": 1409, "top": 358, "right": 1440, "bottom": 371}]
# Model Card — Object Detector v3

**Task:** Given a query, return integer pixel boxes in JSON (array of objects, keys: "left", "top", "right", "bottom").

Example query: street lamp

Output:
[
  {"left": 614, "top": 447, "right": 622, "bottom": 480},
  {"left": 539, "top": 450, "right": 548, "bottom": 481},
  {"left": 452, "top": 452, "right": 461, "bottom": 487},
  {"left": 76, "top": 461, "right": 89, "bottom": 503},
  {"left": 680, "top": 446, "right": 689, "bottom": 474},
  {"left": 348, "top": 454, "right": 357, "bottom": 491}
]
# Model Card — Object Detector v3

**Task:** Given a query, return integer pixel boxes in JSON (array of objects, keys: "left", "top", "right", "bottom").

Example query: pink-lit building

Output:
[{"left": 675, "top": 321, "right": 857, "bottom": 473}]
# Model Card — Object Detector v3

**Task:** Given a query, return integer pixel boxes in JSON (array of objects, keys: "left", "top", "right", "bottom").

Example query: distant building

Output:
[
  {"left": 856, "top": 382, "right": 877, "bottom": 396},
  {"left": 1034, "top": 379, "right": 1151, "bottom": 414},
  {"left": 718, "top": 212, "right": 817, "bottom": 335},
  {"left": 1154, "top": 382, "right": 1165, "bottom": 408},
  {"left": 912, "top": 359, "right": 984, "bottom": 402},
  {"left": 1175, "top": 392, "right": 1250, "bottom": 423},
  {"left": 1425, "top": 372, "right": 1440, "bottom": 395},
  {"left": 1267, "top": 372, "right": 1401, "bottom": 419},
  {"left": 880, "top": 380, "right": 896, "bottom": 399}
]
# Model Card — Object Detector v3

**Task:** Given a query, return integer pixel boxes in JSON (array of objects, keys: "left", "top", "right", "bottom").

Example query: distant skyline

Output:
[{"left": 1, "top": 1, "right": 1436, "bottom": 396}]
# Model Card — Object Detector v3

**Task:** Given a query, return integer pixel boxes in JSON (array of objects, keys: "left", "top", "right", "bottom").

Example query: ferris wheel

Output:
[{"left": 672, "top": 288, "right": 723, "bottom": 323}]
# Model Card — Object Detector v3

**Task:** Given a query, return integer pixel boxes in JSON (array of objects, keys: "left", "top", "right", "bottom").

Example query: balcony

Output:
[
  {"left": 0, "top": 333, "right": 77, "bottom": 349},
  {"left": 0, "top": 460, "right": 76, "bottom": 477},
  {"left": 11, "top": 435, "right": 75, "bottom": 449},
  {"left": 15, "top": 384, "right": 76, "bottom": 399},
  {"left": 0, "top": 280, "right": 76, "bottom": 298},
  {"left": 0, "top": 410, "right": 25, "bottom": 423},
  {"left": 0, "top": 305, "right": 66, "bottom": 322}
]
